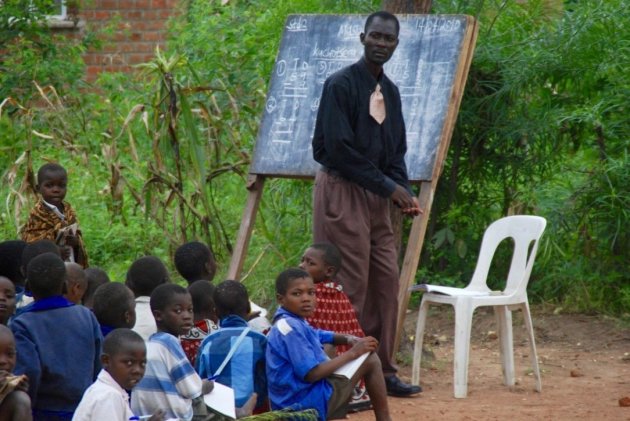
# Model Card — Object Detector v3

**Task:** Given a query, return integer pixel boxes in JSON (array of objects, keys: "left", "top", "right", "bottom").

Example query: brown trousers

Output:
[{"left": 313, "top": 170, "right": 399, "bottom": 375}]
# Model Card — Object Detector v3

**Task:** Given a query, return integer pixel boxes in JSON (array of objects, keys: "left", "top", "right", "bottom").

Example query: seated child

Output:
[
  {"left": 174, "top": 241, "right": 271, "bottom": 334},
  {"left": 0, "top": 277, "right": 16, "bottom": 325},
  {"left": 180, "top": 280, "right": 219, "bottom": 366},
  {"left": 0, "top": 325, "right": 31, "bottom": 421},
  {"left": 0, "top": 240, "right": 27, "bottom": 307},
  {"left": 21, "top": 163, "right": 88, "bottom": 267},
  {"left": 17, "top": 239, "right": 61, "bottom": 312},
  {"left": 11, "top": 252, "right": 102, "bottom": 420},
  {"left": 131, "top": 284, "right": 213, "bottom": 420},
  {"left": 125, "top": 256, "right": 170, "bottom": 341},
  {"left": 300, "top": 243, "right": 370, "bottom": 412},
  {"left": 266, "top": 268, "right": 392, "bottom": 421},
  {"left": 64, "top": 262, "right": 87, "bottom": 305},
  {"left": 92, "top": 283, "right": 136, "bottom": 337},
  {"left": 174, "top": 241, "right": 217, "bottom": 286},
  {"left": 300, "top": 243, "right": 364, "bottom": 354},
  {"left": 82, "top": 267, "right": 110, "bottom": 309},
  {"left": 72, "top": 328, "right": 164, "bottom": 421},
  {"left": 196, "top": 280, "right": 266, "bottom": 416}
]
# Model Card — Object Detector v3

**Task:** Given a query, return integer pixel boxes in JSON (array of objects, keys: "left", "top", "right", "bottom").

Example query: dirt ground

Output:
[{"left": 348, "top": 305, "right": 630, "bottom": 420}]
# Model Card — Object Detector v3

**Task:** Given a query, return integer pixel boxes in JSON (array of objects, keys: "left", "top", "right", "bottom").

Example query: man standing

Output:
[{"left": 312, "top": 11, "right": 422, "bottom": 397}]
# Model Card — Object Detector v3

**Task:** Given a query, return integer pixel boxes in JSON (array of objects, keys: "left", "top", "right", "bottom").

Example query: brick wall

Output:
[{"left": 64, "top": 0, "right": 180, "bottom": 80}]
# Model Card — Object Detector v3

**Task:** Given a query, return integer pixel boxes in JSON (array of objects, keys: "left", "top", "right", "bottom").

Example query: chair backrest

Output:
[{"left": 466, "top": 215, "right": 547, "bottom": 297}]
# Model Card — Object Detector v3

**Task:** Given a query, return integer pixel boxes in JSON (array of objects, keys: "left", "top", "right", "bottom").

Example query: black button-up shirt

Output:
[{"left": 312, "top": 58, "right": 412, "bottom": 198}]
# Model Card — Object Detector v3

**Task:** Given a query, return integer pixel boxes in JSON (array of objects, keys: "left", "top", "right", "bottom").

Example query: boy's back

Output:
[
  {"left": 196, "top": 314, "right": 267, "bottom": 409},
  {"left": 11, "top": 303, "right": 102, "bottom": 415}
]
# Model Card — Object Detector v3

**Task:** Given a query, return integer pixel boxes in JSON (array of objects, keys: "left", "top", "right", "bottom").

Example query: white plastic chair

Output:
[{"left": 411, "top": 215, "right": 546, "bottom": 398}]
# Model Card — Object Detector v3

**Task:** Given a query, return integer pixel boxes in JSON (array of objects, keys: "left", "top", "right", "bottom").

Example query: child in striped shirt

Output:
[{"left": 131, "top": 284, "right": 213, "bottom": 420}]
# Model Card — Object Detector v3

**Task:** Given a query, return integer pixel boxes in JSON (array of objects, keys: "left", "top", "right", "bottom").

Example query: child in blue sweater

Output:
[
  {"left": 11, "top": 252, "right": 102, "bottom": 420},
  {"left": 266, "top": 268, "right": 391, "bottom": 421}
]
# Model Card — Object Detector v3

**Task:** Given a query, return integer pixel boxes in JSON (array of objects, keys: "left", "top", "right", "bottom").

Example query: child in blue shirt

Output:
[
  {"left": 11, "top": 252, "right": 102, "bottom": 420},
  {"left": 196, "top": 280, "right": 266, "bottom": 416},
  {"left": 92, "top": 282, "right": 136, "bottom": 338},
  {"left": 266, "top": 268, "right": 391, "bottom": 421}
]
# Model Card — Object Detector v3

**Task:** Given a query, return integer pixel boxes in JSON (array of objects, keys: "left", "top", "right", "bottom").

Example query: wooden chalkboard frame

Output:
[{"left": 228, "top": 14, "right": 478, "bottom": 351}]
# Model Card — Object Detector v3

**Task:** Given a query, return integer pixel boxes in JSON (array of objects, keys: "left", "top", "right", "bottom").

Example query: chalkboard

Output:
[{"left": 249, "top": 14, "right": 475, "bottom": 182}]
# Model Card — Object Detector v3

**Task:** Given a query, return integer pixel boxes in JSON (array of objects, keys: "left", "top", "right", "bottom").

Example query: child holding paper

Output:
[{"left": 266, "top": 268, "right": 391, "bottom": 421}]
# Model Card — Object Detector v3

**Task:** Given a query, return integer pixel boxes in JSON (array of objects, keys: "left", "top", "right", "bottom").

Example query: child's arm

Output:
[
  {"left": 304, "top": 336, "right": 378, "bottom": 383},
  {"left": 10, "top": 323, "right": 41, "bottom": 401},
  {"left": 331, "top": 333, "right": 360, "bottom": 346}
]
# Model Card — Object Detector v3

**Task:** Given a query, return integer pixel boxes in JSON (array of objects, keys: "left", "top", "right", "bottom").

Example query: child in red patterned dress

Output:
[
  {"left": 174, "top": 242, "right": 220, "bottom": 365},
  {"left": 299, "top": 242, "right": 371, "bottom": 412},
  {"left": 180, "top": 280, "right": 219, "bottom": 366}
]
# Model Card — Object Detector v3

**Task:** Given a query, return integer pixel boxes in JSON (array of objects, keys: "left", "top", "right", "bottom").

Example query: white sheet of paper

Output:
[
  {"left": 203, "top": 382, "right": 236, "bottom": 419},
  {"left": 333, "top": 352, "right": 369, "bottom": 379},
  {"left": 408, "top": 284, "right": 495, "bottom": 296}
]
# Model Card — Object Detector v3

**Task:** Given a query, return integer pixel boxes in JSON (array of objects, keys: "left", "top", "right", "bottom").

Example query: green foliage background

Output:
[{"left": 0, "top": 0, "right": 628, "bottom": 315}]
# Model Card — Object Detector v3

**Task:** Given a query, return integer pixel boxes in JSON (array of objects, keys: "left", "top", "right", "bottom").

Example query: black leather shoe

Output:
[{"left": 385, "top": 375, "right": 422, "bottom": 397}]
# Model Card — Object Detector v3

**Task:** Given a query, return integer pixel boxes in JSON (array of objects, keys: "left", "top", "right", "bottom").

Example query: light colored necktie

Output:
[{"left": 369, "top": 83, "right": 386, "bottom": 124}]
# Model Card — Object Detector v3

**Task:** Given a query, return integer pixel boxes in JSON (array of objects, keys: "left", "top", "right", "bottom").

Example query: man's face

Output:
[{"left": 361, "top": 17, "right": 399, "bottom": 66}]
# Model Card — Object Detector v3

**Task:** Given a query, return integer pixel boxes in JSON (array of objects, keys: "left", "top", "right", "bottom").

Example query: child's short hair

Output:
[
  {"left": 93, "top": 283, "right": 135, "bottom": 328},
  {"left": 102, "top": 328, "right": 145, "bottom": 356},
  {"left": 310, "top": 242, "right": 342, "bottom": 272},
  {"left": 213, "top": 280, "right": 249, "bottom": 318},
  {"left": 150, "top": 283, "right": 188, "bottom": 312},
  {"left": 37, "top": 162, "right": 66, "bottom": 184},
  {"left": 188, "top": 280, "right": 215, "bottom": 316},
  {"left": 275, "top": 268, "right": 311, "bottom": 295},
  {"left": 21, "top": 240, "right": 60, "bottom": 274},
  {"left": 0, "top": 240, "right": 27, "bottom": 285},
  {"left": 27, "top": 252, "right": 66, "bottom": 297},
  {"left": 125, "top": 256, "right": 169, "bottom": 297},
  {"left": 83, "top": 267, "right": 110, "bottom": 307},
  {"left": 174, "top": 241, "right": 216, "bottom": 283},
  {"left": 65, "top": 262, "right": 86, "bottom": 288}
]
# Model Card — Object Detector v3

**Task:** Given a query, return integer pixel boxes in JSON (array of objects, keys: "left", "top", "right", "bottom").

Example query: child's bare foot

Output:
[{"left": 235, "top": 393, "right": 258, "bottom": 418}]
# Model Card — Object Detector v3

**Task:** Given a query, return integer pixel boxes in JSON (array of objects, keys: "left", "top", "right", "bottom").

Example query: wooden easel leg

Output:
[
  {"left": 394, "top": 181, "right": 433, "bottom": 352},
  {"left": 227, "top": 174, "right": 265, "bottom": 280}
]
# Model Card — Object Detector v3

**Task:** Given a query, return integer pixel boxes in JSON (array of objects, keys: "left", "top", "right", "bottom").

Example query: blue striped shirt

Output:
[{"left": 131, "top": 332, "right": 202, "bottom": 420}]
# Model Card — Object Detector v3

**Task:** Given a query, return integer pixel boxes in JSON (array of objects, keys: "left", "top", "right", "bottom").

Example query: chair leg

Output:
[
  {"left": 495, "top": 305, "right": 515, "bottom": 386},
  {"left": 453, "top": 300, "right": 474, "bottom": 398},
  {"left": 522, "top": 301, "right": 542, "bottom": 392},
  {"left": 411, "top": 298, "right": 430, "bottom": 385}
]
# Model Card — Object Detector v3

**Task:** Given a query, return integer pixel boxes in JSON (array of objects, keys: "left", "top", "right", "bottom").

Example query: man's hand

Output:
[
  {"left": 402, "top": 197, "right": 423, "bottom": 217},
  {"left": 391, "top": 186, "right": 423, "bottom": 217}
]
